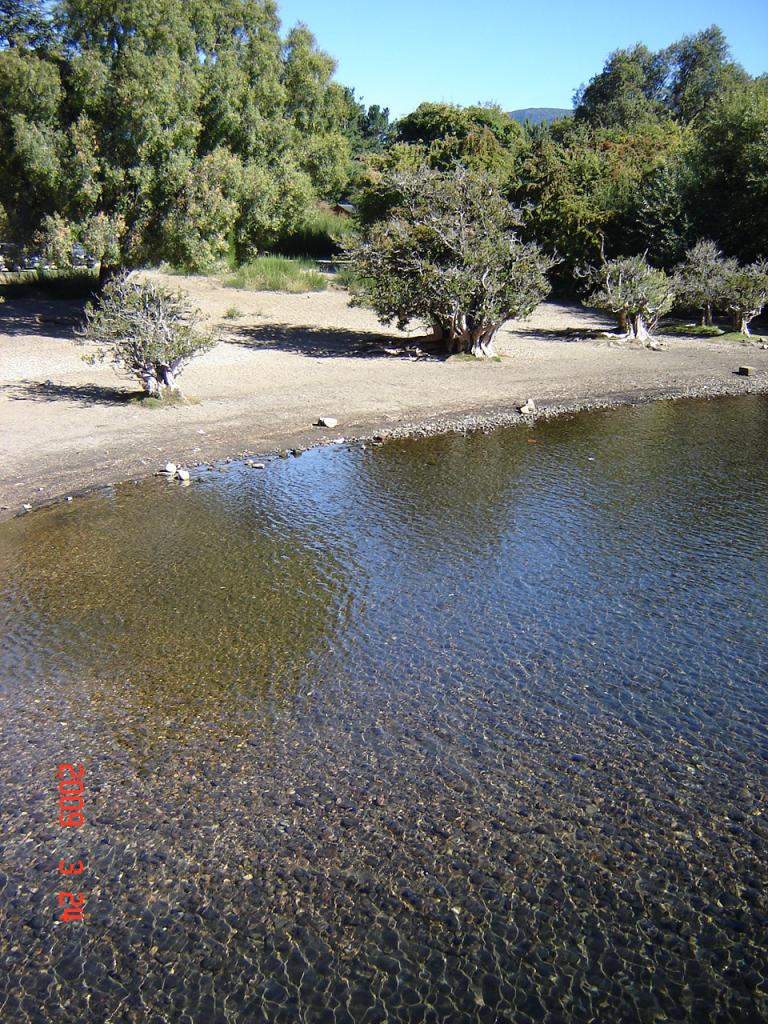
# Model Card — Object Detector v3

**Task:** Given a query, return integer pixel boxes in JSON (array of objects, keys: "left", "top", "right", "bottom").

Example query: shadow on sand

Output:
[
  {"left": 1, "top": 380, "right": 137, "bottom": 407},
  {"left": 227, "top": 323, "right": 441, "bottom": 360}
]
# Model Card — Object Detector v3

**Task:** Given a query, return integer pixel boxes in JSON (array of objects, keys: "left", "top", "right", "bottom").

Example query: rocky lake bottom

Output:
[{"left": 1, "top": 395, "right": 766, "bottom": 1023}]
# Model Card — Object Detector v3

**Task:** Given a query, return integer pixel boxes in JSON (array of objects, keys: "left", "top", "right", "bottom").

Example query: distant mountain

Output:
[{"left": 508, "top": 108, "right": 572, "bottom": 125}]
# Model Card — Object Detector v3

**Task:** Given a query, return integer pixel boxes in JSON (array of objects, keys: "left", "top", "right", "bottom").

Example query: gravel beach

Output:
[{"left": 1, "top": 271, "right": 767, "bottom": 520}]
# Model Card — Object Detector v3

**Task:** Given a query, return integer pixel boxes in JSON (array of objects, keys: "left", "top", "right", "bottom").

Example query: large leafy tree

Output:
[
  {"left": 684, "top": 78, "right": 768, "bottom": 263},
  {"left": 574, "top": 27, "right": 748, "bottom": 129},
  {"left": 574, "top": 44, "right": 668, "bottom": 129},
  {"left": 348, "top": 166, "right": 554, "bottom": 357},
  {"left": 392, "top": 102, "right": 524, "bottom": 183},
  {"left": 516, "top": 119, "right": 684, "bottom": 277},
  {"left": 663, "top": 26, "right": 749, "bottom": 124},
  {"left": 0, "top": 0, "right": 356, "bottom": 272}
]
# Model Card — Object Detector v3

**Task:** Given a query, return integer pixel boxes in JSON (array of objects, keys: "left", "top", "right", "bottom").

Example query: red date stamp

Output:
[{"left": 56, "top": 763, "right": 87, "bottom": 922}]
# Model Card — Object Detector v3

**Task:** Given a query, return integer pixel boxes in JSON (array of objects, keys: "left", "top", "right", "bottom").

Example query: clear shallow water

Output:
[{"left": 0, "top": 396, "right": 766, "bottom": 1023}]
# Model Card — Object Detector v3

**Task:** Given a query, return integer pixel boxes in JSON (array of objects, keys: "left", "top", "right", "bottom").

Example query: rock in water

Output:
[
  {"left": 176, "top": 468, "right": 190, "bottom": 481},
  {"left": 316, "top": 417, "right": 338, "bottom": 428},
  {"left": 737, "top": 365, "right": 755, "bottom": 376},
  {"left": 162, "top": 462, "right": 177, "bottom": 476},
  {"left": 519, "top": 399, "right": 536, "bottom": 415}
]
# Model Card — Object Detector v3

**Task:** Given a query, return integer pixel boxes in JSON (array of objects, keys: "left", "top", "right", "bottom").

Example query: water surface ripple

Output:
[{"left": 0, "top": 396, "right": 767, "bottom": 1023}]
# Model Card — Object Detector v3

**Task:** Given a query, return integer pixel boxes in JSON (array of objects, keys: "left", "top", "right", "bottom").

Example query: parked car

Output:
[
  {"left": 72, "top": 243, "right": 97, "bottom": 268},
  {"left": 0, "top": 242, "right": 22, "bottom": 272}
]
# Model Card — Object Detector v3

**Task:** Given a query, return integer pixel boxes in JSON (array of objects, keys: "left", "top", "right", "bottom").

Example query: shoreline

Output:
[
  {"left": 5, "top": 376, "right": 766, "bottom": 523},
  {"left": 2, "top": 277, "right": 767, "bottom": 523}
]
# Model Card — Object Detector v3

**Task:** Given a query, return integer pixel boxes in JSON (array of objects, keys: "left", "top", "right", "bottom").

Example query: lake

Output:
[{"left": 0, "top": 396, "right": 766, "bottom": 1023}]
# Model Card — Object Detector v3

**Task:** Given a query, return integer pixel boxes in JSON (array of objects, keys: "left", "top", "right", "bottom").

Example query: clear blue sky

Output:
[{"left": 275, "top": 0, "right": 767, "bottom": 117}]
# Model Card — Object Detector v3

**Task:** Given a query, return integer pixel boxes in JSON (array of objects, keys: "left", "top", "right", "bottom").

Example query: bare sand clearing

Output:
[{"left": 1, "top": 271, "right": 767, "bottom": 518}]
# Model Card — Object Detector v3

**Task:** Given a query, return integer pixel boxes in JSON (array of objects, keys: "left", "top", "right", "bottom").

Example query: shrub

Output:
[{"left": 78, "top": 274, "right": 215, "bottom": 396}]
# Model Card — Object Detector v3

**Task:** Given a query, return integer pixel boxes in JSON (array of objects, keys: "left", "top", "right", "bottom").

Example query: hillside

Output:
[{"left": 508, "top": 107, "right": 572, "bottom": 125}]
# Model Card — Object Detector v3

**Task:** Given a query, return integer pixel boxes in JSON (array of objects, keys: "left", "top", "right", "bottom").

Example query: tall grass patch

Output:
[
  {"left": 223, "top": 256, "right": 327, "bottom": 293},
  {"left": 273, "top": 207, "right": 357, "bottom": 259}
]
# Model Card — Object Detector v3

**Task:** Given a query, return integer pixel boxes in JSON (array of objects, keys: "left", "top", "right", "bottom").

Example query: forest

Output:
[{"left": 0, "top": 2, "right": 766, "bottom": 292}]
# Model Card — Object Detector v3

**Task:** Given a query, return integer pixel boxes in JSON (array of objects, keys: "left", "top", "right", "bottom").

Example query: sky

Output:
[{"left": 274, "top": 0, "right": 768, "bottom": 117}]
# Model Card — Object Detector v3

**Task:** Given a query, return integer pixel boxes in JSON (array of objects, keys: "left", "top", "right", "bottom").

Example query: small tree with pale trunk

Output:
[
  {"left": 722, "top": 260, "right": 768, "bottom": 335},
  {"left": 584, "top": 254, "right": 674, "bottom": 341},
  {"left": 78, "top": 274, "right": 215, "bottom": 397},
  {"left": 348, "top": 166, "right": 554, "bottom": 357},
  {"left": 673, "top": 240, "right": 736, "bottom": 325}
]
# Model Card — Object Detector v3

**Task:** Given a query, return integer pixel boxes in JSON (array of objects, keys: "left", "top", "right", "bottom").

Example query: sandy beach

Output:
[{"left": 1, "top": 271, "right": 767, "bottom": 520}]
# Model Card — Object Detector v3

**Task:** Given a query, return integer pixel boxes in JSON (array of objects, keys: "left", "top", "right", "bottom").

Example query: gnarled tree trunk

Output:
[
  {"left": 628, "top": 314, "right": 650, "bottom": 342},
  {"left": 139, "top": 363, "right": 179, "bottom": 397},
  {"left": 440, "top": 321, "right": 500, "bottom": 357}
]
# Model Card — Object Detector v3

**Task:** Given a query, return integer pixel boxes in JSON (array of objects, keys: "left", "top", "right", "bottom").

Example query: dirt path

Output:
[{"left": 1, "top": 273, "right": 767, "bottom": 519}]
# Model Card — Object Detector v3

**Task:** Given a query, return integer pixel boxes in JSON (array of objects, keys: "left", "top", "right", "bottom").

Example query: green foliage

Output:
[
  {"left": 347, "top": 166, "right": 554, "bottom": 356},
  {"left": 574, "top": 27, "right": 748, "bottom": 129},
  {"left": 617, "top": 161, "right": 690, "bottom": 267},
  {"left": 574, "top": 44, "right": 668, "bottom": 129},
  {"left": 684, "top": 78, "right": 768, "bottom": 263},
  {"left": 673, "top": 240, "right": 736, "bottom": 324},
  {"left": 392, "top": 102, "right": 524, "bottom": 183},
  {"left": 516, "top": 119, "right": 684, "bottom": 277},
  {"left": 332, "top": 263, "right": 359, "bottom": 289},
  {"left": 0, "top": 0, "right": 52, "bottom": 48},
  {"left": 0, "top": 0, "right": 358, "bottom": 270},
  {"left": 223, "top": 256, "right": 326, "bottom": 293},
  {"left": 2, "top": 10, "right": 764, "bottom": 294},
  {"left": 79, "top": 273, "right": 216, "bottom": 395},
  {"left": 583, "top": 254, "right": 675, "bottom": 339},
  {"left": 664, "top": 27, "right": 749, "bottom": 124}
]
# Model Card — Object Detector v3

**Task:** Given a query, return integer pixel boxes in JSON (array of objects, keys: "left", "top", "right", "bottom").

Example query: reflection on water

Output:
[{"left": 0, "top": 396, "right": 766, "bottom": 1023}]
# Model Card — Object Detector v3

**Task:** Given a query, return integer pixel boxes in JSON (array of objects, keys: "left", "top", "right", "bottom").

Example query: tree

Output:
[
  {"left": 515, "top": 119, "right": 683, "bottom": 280},
  {"left": 392, "top": 102, "right": 524, "bottom": 183},
  {"left": 685, "top": 78, "right": 768, "bottom": 263},
  {"left": 0, "top": 0, "right": 358, "bottom": 272},
  {"left": 721, "top": 261, "right": 768, "bottom": 335},
  {"left": 583, "top": 254, "right": 675, "bottom": 340},
  {"left": 574, "top": 44, "right": 668, "bottom": 129},
  {"left": 663, "top": 26, "right": 748, "bottom": 124},
  {"left": 673, "top": 240, "right": 735, "bottom": 324},
  {"left": 79, "top": 274, "right": 215, "bottom": 395},
  {"left": 574, "top": 27, "right": 748, "bottom": 129},
  {"left": 347, "top": 166, "right": 554, "bottom": 357},
  {"left": 618, "top": 160, "right": 690, "bottom": 267}
]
